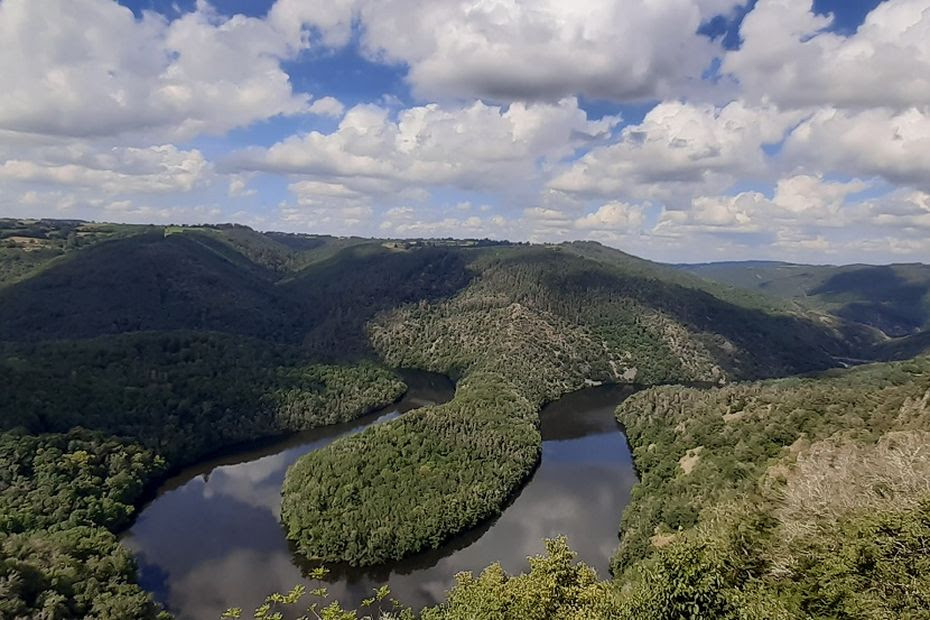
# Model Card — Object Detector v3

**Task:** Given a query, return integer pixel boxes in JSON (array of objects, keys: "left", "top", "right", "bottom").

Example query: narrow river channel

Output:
[{"left": 124, "top": 372, "right": 639, "bottom": 619}]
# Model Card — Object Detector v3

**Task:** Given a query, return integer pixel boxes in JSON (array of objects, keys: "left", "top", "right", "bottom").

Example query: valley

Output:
[{"left": 1, "top": 219, "right": 929, "bottom": 619}]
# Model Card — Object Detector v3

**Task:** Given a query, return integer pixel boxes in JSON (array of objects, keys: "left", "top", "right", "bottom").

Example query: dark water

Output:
[{"left": 124, "top": 377, "right": 639, "bottom": 619}]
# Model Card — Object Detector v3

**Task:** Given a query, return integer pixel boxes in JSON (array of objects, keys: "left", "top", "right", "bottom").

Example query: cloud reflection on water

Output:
[{"left": 124, "top": 383, "right": 638, "bottom": 619}]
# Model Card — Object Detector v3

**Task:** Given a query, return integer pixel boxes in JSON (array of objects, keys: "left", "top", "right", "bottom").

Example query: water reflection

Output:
[{"left": 124, "top": 381, "right": 638, "bottom": 619}]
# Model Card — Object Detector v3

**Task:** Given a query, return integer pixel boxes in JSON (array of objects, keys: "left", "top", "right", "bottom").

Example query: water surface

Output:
[{"left": 125, "top": 378, "right": 638, "bottom": 618}]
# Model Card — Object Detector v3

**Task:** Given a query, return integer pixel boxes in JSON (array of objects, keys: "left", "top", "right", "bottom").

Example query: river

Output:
[{"left": 124, "top": 372, "right": 639, "bottom": 618}]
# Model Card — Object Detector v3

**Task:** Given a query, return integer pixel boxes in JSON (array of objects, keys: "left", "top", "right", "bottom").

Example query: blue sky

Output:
[{"left": 2, "top": 0, "right": 929, "bottom": 264}]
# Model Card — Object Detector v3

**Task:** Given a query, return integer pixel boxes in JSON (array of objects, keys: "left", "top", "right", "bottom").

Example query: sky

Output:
[{"left": 1, "top": 0, "right": 929, "bottom": 264}]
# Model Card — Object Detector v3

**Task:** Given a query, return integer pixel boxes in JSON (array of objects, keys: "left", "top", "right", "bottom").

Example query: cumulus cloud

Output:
[
  {"left": 228, "top": 176, "right": 256, "bottom": 198},
  {"left": 379, "top": 207, "right": 511, "bottom": 238},
  {"left": 264, "top": 0, "right": 742, "bottom": 103},
  {"left": 229, "top": 98, "right": 618, "bottom": 196},
  {"left": 655, "top": 175, "right": 869, "bottom": 236},
  {"left": 1, "top": 186, "right": 223, "bottom": 224},
  {"left": 280, "top": 201, "right": 374, "bottom": 230},
  {"left": 549, "top": 100, "right": 800, "bottom": 201},
  {"left": 852, "top": 189, "right": 930, "bottom": 232},
  {"left": 642, "top": 174, "right": 924, "bottom": 263},
  {"left": 342, "top": 0, "right": 742, "bottom": 102},
  {"left": 4, "top": 0, "right": 930, "bottom": 264},
  {"left": 268, "top": 0, "right": 356, "bottom": 49},
  {"left": 308, "top": 97, "right": 346, "bottom": 118},
  {"left": 783, "top": 107, "right": 930, "bottom": 189},
  {"left": 0, "top": 144, "right": 210, "bottom": 193},
  {"left": 725, "top": 0, "right": 930, "bottom": 110},
  {"left": 656, "top": 192, "right": 764, "bottom": 235},
  {"left": 0, "top": 0, "right": 309, "bottom": 140},
  {"left": 290, "top": 180, "right": 369, "bottom": 204},
  {"left": 574, "top": 202, "right": 646, "bottom": 231},
  {"left": 770, "top": 175, "right": 869, "bottom": 216}
]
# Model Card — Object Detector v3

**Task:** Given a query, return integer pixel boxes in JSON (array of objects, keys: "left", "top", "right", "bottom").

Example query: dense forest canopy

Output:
[{"left": 1, "top": 218, "right": 928, "bottom": 619}]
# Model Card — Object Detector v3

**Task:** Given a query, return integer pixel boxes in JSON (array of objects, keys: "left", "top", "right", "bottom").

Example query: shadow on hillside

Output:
[
  {"left": 810, "top": 267, "right": 927, "bottom": 337},
  {"left": 0, "top": 234, "right": 474, "bottom": 360},
  {"left": 500, "top": 250, "right": 857, "bottom": 379},
  {"left": 282, "top": 244, "right": 473, "bottom": 359}
]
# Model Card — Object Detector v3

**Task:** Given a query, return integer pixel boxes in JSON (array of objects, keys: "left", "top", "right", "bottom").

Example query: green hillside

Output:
[
  {"left": 226, "top": 355, "right": 930, "bottom": 620},
  {"left": 0, "top": 218, "right": 158, "bottom": 288},
  {"left": 872, "top": 329, "right": 930, "bottom": 361},
  {"left": 611, "top": 355, "right": 930, "bottom": 618},
  {"left": 679, "top": 260, "right": 930, "bottom": 337},
  {"left": 281, "top": 242, "right": 867, "bottom": 568},
  {"left": 0, "top": 331, "right": 407, "bottom": 619},
  {"left": 0, "top": 232, "right": 308, "bottom": 342},
  {"left": 1, "top": 218, "right": 922, "bottom": 618}
]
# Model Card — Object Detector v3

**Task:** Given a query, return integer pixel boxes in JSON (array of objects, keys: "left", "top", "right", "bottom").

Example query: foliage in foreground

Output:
[
  {"left": 223, "top": 539, "right": 615, "bottom": 620},
  {"left": 612, "top": 354, "right": 930, "bottom": 618},
  {"left": 421, "top": 538, "right": 618, "bottom": 620},
  {"left": 613, "top": 355, "right": 930, "bottom": 570},
  {"left": 236, "top": 493, "right": 930, "bottom": 620},
  {"left": 613, "top": 494, "right": 930, "bottom": 619},
  {"left": 222, "top": 570, "right": 412, "bottom": 620},
  {"left": 275, "top": 355, "right": 930, "bottom": 619},
  {"left": 0, "top": 332, "right": 406, "bottom": 619}
]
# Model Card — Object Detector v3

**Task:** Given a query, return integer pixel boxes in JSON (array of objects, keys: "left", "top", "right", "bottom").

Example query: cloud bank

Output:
[{"left": 2, "top": 0, "right": 929, "bottom": 263}]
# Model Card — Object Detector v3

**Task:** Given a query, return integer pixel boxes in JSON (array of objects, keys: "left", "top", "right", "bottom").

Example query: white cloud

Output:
[
  {"left": 228, "top": 176, "right": 256, "bottom": 198},
  {"left": 656, "top": 192, "right": 765, "bottom": 235},
  {"left": 267, "top": 0, "right": 741, "bottom": 103},
  {"left": 783, "top": 107, "right": 930, "bottom": 189},
  {"left": 0, "top": 144, "right": 210, "bottom": 193},
  {"left": 725, "top": 0, "right": 930, "bottom": 110},
  {"left": 1, "top": 187, "right": 224, "bottom": 224},
  {"left": 574, "top": 202, "right": 645, "bottom": 231},
  {"left": 523, "top": 207, "right": 573, "bottom": 227},
  {"left": 549, "top": 100, "right": 799, "bottom": 201},
  {"left": 290, "top": 180, "right": 368, "bottom": 203},
  {"left": 230, "top": 98, "right": 618, "bottom": 195},
  {"left": 308, "top": 97, "right": 346, "bottom": 118},
  {"left": 280, "top": 201, "right": 374, "bottom": 229},
  {"left": 852, "top": 189, "right": 930, "bottom": 232},
  {"left": 0, "top": 0, "right": 309, "bottom": 140},
  {"left": 4, "top": 0, "right": 930, "bottom": 264},
  {"left": 772, "top": 230, "right": 833, "bottom": 255},
  {"left": 268, "top": 0, "right": 356, "bottom": 49},
  {"left": 342, "top": 0, "right": 742, "bottom": 102},
  {"left": 653, "top": 175, "right": 870, "bottom": 247},
  {"left": 770, "top": 175, "right": 868, "bottom": 216},
  {"left": 378, "top": 206, "right": 515, "bottom": 238},
  {"left": 100, "top": 200, "right": 222, "bottom": 221}
]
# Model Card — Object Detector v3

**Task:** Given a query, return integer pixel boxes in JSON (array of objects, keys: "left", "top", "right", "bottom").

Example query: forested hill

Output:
[
  {"left": 0, "top": 219, "right": 874, "bottom": 370},
  {"left": 677, "top": 260, "right": 930, "bottom": 339},
  {"left": 610, "top": 354, "right": 930, "bottom": 618},
  {"left": 0, "top": 217, "right": 904, "bottom": 617}
]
